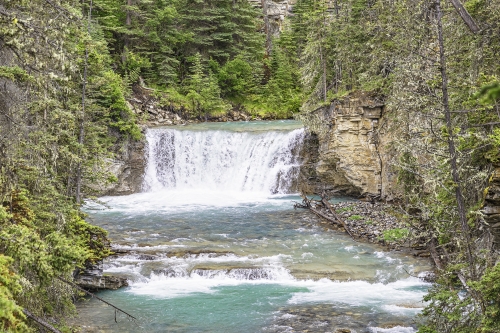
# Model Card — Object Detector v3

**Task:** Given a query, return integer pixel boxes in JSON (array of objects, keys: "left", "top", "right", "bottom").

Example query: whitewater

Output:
[{"left": 78, "top": 121, "right": 432, "bottom": 333}]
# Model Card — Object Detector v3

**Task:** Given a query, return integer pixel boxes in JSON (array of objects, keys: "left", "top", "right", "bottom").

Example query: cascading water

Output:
[
  {"left": 142, "top": 127, "right": 305, "bottom": 194},
  {"left": 80, "top": 121, "right": 433, "bottom": 333}
]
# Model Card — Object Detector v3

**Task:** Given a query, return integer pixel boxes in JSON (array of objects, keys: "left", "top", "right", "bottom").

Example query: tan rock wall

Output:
[
  {"left": 307, "top": 92, "right": 397, "bottom": 198},
  {"left": 483, "top": 165, "right": 500, "bottom": 247}
]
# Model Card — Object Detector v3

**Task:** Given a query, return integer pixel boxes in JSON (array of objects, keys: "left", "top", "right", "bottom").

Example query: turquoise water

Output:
[
  {"left": 78, "top": 121, "right": 432, "bottom": 333},
  {"left": 156, "top": 120, "right": 305, "bottom": 132}
]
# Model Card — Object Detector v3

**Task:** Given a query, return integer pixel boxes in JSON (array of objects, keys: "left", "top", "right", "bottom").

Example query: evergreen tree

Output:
[{"left": 0, "top": 0, "right": 138, "bottom": 330}]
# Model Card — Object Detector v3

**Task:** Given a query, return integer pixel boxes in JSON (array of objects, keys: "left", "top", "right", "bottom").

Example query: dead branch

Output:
[
  {"left": 300, "top": 194, "right": 357, "bottom": 241},
  {"left": 23, "top": 309, "right": 63, "bottom": 333},
  {"left": 320, "top": 195, "right": 356, "bottom": 240}
]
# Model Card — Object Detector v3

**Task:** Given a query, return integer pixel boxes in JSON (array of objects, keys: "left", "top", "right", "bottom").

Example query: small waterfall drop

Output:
[{"left": 142, "top": 127, "right": 305, "bottom": 194}]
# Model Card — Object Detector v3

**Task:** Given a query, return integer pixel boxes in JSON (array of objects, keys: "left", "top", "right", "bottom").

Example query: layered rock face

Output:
[
  {"left": 74, "top": 267, "right": 128, "bottom": 290},
  {"left": 308, "top": 93, "right": 393, "bottom": 197},
  {"left": 249, "top": 0, "right": 296, "bottom": 36},
  {"left": 483, "top": 165, "right": 500, "bottom": 247},
  {"left": 99, "top": 137, "right": 146, "bottom": 196}
]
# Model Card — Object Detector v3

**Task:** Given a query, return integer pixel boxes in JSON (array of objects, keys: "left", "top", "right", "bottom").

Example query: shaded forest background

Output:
[{"left": 1, "top": 0, "right": 500, "bottom": 332}]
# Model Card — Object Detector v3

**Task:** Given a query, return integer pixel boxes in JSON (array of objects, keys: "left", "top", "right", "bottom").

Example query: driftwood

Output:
[
  {"left": 320, "top": 196, "right": 356, "bottom": 239},
  {"left": 57, "top": 276, "right": 137, "bottom": 322},
  {"left": 23, "top": 309, "right": 63, "bottom": 333},
  {"left": 299, "top": 194, "right": 356, "bottom": 241}
]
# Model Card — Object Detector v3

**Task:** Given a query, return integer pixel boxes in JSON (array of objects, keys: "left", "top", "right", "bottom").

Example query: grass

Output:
[
  {"left": 337, "top": 205, "right": 354, "bottom": 213},
  {"left": 348, "top": 215, "right": 363, "bottom": 221}
]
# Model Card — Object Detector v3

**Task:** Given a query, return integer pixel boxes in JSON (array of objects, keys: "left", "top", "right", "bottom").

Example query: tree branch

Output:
[
  {"left": 57, "top": 276, "right": 137, "bottom": 321},
  {"left": 23, "top": 309, "right": 63, "bottom": 333},
  {"left": 448, "top": 0, "right": 479, "bottom": 33}
]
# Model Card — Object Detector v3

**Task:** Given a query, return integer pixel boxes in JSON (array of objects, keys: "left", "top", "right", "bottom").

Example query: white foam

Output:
[
  {"left": 124, "top": 261, "right": 430, "bottom": 311},
  {"left": 93, "top": 190, "right": 298, "bottom": 214},
  {"left": 86, "top": 128, "right": 305, "bottom": 214},
  {"left": 127, "top": 266, "right": 296, "bottom": 298},
  {"left": 111, "top": 243, "right": 187, "bottom": 251},
  {"left": 288, "top": 277, "right": 429, "bottom": 308}
]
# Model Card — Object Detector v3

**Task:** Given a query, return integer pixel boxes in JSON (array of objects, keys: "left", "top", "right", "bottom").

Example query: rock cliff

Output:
[
  {"left": 249, "top": 0, "right": 295, "bottom": 37},
  {"left": 99, "top": 136, "right": 146, "bottom": 196},
  {"left": 483, "top": 164, "right": 500, "bottom": 248},
  {"left": 302, "top": 92, "right": 396, "bottom": 198}
]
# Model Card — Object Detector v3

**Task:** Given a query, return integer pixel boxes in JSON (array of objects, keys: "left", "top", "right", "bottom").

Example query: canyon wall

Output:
[
  {"left": 483, "top": 164, "right": 500, "bottom": 248},
  {"left": 302, "top": 92, "right": 398, "bottom": 199},
  {"left": 96, "top": 136, "right": 146, "bottom": 196}
]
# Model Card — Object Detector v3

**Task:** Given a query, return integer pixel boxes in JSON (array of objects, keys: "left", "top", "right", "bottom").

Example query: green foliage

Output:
[
  {"left": 348, "top": 214, "right": 363, "bottom": 220},
  {"left": 397, "top": 151, "right": 419, "bottom": 197},
  {"left": 96, "top": 70, "right": 141, "bottom": 139},
  {"left": 477, "top": 81, "right": 500, "bottom": 105},
  {"left": 382, "top": 228, "right": 409, "bottom": 242},
  {"left": 0, "top": 66, "right": 31, "bottom": 82},
  {"left": 217, "top": 56, "right": 256, "bottom": 101},
  {"left": 92, "top": 0, "right": 278, "bottom": 117},
  {"left": 337, "top": 206, "right": 354, "bottom": 213},
  {"left": 184, "top": 53, "right": 229, "bottom": 118},
  {"left": 472, "top": 263, "right": 500, "bottom": 332},
  {"left": 0, "top": 255, "right": 28, "bottom": 333},
  {"left": 0, "top": 0, "right": 132, "bottom": 330}
]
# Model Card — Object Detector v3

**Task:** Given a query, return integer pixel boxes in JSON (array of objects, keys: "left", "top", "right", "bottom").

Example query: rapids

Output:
[{"left": 78, "top": 121, "right": 432, "bottom": 333}]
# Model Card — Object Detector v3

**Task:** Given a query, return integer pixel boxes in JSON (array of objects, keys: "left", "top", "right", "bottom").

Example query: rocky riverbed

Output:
[{"left": 301, "top": 198, "right": 431, "bottom": 259}]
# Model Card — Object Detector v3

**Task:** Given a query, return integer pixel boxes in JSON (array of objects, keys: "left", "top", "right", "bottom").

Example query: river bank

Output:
[{"left": 303, "top": 200, "right": 429, "bottom": 255}]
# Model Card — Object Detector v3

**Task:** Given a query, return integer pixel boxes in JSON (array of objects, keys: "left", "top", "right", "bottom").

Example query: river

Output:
[{"left": 78, "top": 120, "right": 432, "bottom": 333}]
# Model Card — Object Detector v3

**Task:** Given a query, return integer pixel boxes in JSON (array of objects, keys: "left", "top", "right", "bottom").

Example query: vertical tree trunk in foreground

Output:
[{"left": 435, "top": 0, "right": 475, "bottom": 272}]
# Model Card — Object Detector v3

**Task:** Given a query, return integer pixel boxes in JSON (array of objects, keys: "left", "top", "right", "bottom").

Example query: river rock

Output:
[{"left": 74, "top": 268, "right": 128, "bottom": 290}]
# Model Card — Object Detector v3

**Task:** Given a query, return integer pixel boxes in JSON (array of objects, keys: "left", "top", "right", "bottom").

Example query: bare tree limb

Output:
[
  {"left": 436, "top": 0, "right": 476, "bottom": 274},
  {"left": 23, "top": 309, "right": 63, "bottom": 333},
  {"left": 300, "top": 194, "right": 357, "bottom": 241},
  {"left": 448, "top": 0, "right": 479, "bottom": 33},
  {"left": 467, "top": 122, "right": 500, "bottom": 128},
  {"left": 321, "top": 195, "right": 356, "bottom": 240},
  {"left": 57, "top": 276, "right": 137, "bottom": 321}
]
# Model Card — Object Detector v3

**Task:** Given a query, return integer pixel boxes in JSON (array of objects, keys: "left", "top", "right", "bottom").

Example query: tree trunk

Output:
[
  {"left": 262, "top": 0, "right": 271, "bottom": 55},
  {"left": 319, "top": 44, "right": 327, "bottom": 103},
  {"left": 436, "top": 0, "right": 475, "bottom": 271},
  {"left": 23, "top": 309, "right": 63, "bottom": 333},
  {"left": 122, "top": 0, "right": 133, "bottom": 64},
  {"left": 76, "top": 0, "right": 93, "bottom": 204}
]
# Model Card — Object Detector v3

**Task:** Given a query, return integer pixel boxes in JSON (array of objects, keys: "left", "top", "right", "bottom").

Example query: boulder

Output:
[{"left": 74, "top": 267, "right": 128, "bottom": 291}]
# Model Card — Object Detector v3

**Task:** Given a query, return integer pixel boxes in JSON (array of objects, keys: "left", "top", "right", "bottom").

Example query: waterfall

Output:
[{"left": 142, "top": 127, "right": 305, "bottom": 194}]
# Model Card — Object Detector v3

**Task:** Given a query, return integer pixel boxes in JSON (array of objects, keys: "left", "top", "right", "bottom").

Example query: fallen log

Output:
[
  {"left": 300, "top": 194, "right": 357, "bottom": 241},
  {"left": 321, "top": 196, "right": 356, "bottom": 240},
  {"left": 23, "top": 309, "right": 63, "bottom": 333}
]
